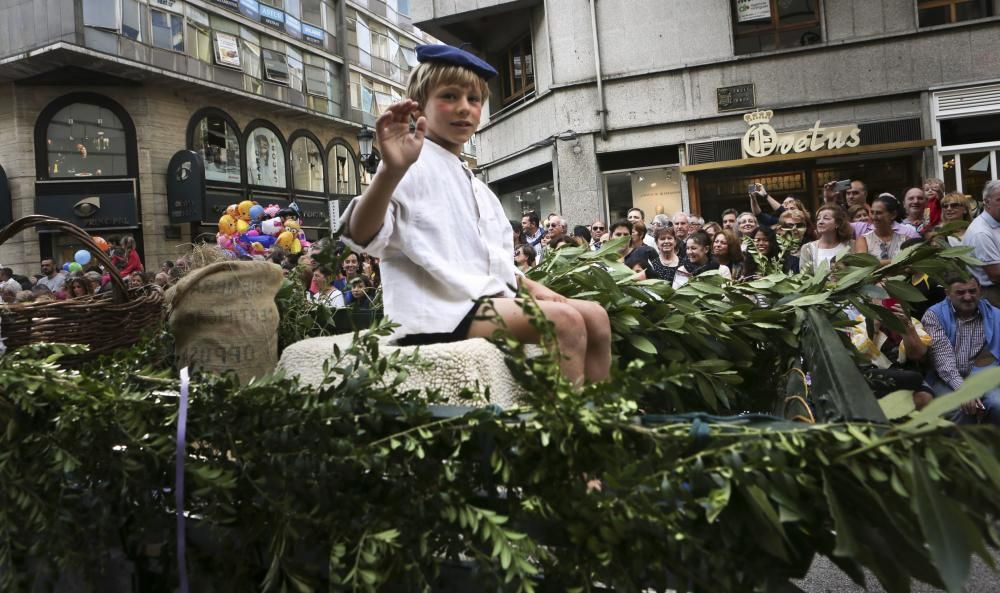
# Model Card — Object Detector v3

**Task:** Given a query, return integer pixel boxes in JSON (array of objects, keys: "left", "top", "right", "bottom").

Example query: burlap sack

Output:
[{"left": 165, "top": 261, "right": 284, "bottom": 385}]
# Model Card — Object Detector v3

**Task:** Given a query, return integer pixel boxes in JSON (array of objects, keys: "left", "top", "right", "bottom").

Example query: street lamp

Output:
[{"left": 357, "top": 125, "right": 381, "bottom": 175}]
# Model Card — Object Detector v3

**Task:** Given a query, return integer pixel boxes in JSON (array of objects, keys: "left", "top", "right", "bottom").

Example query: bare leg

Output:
[
  {"left": 564, "top": 299, "right": 612, "bottom": 383},
  {"left": 466, "top": 298, "right": 588, "bottom": 386}
]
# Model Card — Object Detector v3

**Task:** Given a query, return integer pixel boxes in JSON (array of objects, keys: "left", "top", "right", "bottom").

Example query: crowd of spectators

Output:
[{"left": 512, "top": 177, "right": 1000, "bottom": 424}]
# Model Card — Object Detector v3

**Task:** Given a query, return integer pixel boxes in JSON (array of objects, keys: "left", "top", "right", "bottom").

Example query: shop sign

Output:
[
  {"left": 717, "top": 83, "right": 755, "bottom": 112},
  {"left": 239, "top": 0, "right": 260, "bottom": 21},
  {"left": 210, "top": 0, "right": 240, "bottom": 10},
  {"left": 0, "top": 164, "right": 11, "bottom": 229},
  {"left": 167, "top": 150, "right": 206, "bottom": 224},
  {"left": 302, "top": 24, "right": 324, "bottom": 46},
  {"left": 34, "top": 180, "right": 139, "bottom": 230},
  {"left": 741, "top": 109, "right": 861, "bottom": 159},
  {"left": 736, "top": 0, "right": 771, "bottom": 22},
  {"left": 259, "top": 5, "right": 285, "bottom": 31},
  {"left": 285, "top": 15, "right": 303, "bottom": 40},
  {"left": 214, "top": 31, "right": 242, "bottom": 69},
  {"left": 294, "top": 198, "right": 329, "bottom": 229},
  {"left": 328, "top": 199, "right": 340, "bottom": 233}
]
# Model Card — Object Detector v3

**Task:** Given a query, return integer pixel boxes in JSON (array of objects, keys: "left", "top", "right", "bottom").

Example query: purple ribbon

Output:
[{"left": 176, "top": 367, "right": 190, "bottom": 593}]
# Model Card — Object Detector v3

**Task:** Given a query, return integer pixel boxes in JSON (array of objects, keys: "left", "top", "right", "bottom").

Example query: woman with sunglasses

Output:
[
  {"left": 855, "top": 195, "right": 907, "bottom": 265},
  {"left": 799, "top": 205, "right": 852, "bottom": 274},
  {"left": 933, "top": 192, "right": 973, "bottom": 246}
]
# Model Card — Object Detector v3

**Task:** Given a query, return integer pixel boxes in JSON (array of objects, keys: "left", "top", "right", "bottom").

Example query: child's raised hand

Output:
[{"left": 376, "top": 99, "right": 427, "bottom": 173}]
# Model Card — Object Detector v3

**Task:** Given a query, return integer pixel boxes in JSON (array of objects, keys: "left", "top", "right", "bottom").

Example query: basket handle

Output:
[{"left": 0, "top": 215, "right": 132, "bottom": 303}]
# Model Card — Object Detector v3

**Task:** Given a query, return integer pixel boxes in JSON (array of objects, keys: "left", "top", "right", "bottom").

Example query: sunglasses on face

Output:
[
  {"left": 781, "top": 223, "right": 807, "bottom": 229},
  {"left": 591, "top": 225, "right": 605, "bottom": 231},
  {"left": 545, "top": 223, "right": 558, "bottom": 228},
  {"left": 942, "top": 202, "right": 964, "bottom": 209}
]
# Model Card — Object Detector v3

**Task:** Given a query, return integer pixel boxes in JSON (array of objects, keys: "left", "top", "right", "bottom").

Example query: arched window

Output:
[
  {"left": 244, "top": 121, "right": 288, "bottom": 189},
  {"left": 187, "top": 108, "right": 242, "bottom": 184},
  {"left": 289, "top": 132, "right": 325, "bottom": 193},
  {"left": 327, "top": 139, "right": 359, "bottom": 196},
  {"left": 36, "top": 94, "right": 136, "bottom": 179}
]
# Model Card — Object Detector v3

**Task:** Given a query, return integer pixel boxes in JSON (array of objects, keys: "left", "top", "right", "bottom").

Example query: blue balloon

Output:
[
  {"left": 249, "top": 204, "right": 265, "bottom": 221},
  {"left": 62, "top": 262, "right": 71, "bottom": 272},
  {"left": 74, "top": 249, "right": 92, "bottom": 266}
]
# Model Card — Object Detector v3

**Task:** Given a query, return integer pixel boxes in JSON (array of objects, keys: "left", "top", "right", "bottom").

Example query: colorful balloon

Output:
[
  {"left": 93, "top": 236, "right": 109, "bottom": 252},
  {"left": 74, "top": 249, "right": 91, "bottom": 266},
  {"left": 68, "top": 262, "right": 82, "bottom": 273},
  {"left": 237, "top": 200, "right": 255, "bottom": 221},
  {"left": 226, "top": 204, "right": 238, "bottom": 218},
  {"left": 218, "top": 214, "right": 238, "bottom": 235},
  {"left": 249, "top": 204, "right": 265, "bottom": 221},
  {"left": 62, "top": 262, "right": 71, "bottom": 272},
  {"left": 236, "top": 219, "right": 250, "bottom": 234}
]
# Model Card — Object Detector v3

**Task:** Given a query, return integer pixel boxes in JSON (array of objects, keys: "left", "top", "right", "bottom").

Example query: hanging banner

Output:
[
  {"left": 736, "top": 0, "right": 771, "bottom": 22},
  {"left": 213, "top": 32, "right": 242, "bottom": 69}
]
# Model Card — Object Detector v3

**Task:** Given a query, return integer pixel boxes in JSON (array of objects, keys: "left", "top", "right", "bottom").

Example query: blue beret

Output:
[{"left": 415, "top": 44, "right": 497, "bottom": 81}]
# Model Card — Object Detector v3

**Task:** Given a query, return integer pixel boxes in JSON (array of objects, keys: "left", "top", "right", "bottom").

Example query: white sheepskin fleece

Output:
[{"left": 278, "top": 334, "right": 542, "bottom": 409}]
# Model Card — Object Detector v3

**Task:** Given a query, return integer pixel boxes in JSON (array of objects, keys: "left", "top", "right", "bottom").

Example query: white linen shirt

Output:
[
  {"left": 963, "top": 211, "right": 1000, "bottom": 288},
  {"left": 340, "top": 140, "right": 518, "bottom": 342}
]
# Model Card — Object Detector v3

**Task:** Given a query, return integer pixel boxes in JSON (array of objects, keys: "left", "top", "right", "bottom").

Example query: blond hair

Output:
[{"left": 405, "top": 62, "right": 491, "bottom": 108}]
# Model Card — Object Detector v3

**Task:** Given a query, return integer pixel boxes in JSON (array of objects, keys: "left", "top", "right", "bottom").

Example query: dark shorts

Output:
[{"left": 396, "top": 294, "right": 501, "bottom": 347}]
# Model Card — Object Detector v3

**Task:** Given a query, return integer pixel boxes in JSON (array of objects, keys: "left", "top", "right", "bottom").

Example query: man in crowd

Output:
[
  {"left": 36, "top": 259, "right": 66, "bottom": 294},
  {"left": 590, "top": 220, "right": 607, "bottom": 250},
  {"left": 846, "top": 180, "right": 869, "bottom": 208},
  {"left": 901, "top": 187, "right": 928, "bottom": 234},
  {"left": 0, "top": 267, "right": 21, "bottom": 294},
  {"left": 626, "top": 207, "right": 645, "bottom": 226},
  {"left": 521, "top": 211, "right": 544, "bottom": 249},
  {"left": 922, "top": 274, "right": 1000, "bottom": 425},
  {"left": 963, "top": 180, "right": 1000, "bottom": 307},
  {"left": 721, "top": 209, "right": 739, "bottom": 231},
  {"left": 689, "top": 215, "right": 704, "bottom": 233},
  {"left": 672, "top": 212, "right": 691, "bottom": 244}
]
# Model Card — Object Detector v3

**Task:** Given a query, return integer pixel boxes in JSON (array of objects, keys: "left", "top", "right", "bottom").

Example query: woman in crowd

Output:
[
  {"left": 931, "top": 192, "right": 973, "bottom": 246},
  {"left": 128, "top": 270, "right": 146, "bottom": 289},
  {"left": 514, "top": 244, "right": 537, "bottom": 272},
  {"left": 119, "top": 236, "right": 143, "bottom": 277},
  {"left": 674, "top": 231, "right": 731, "bottom": 288},
  {"left": 511, "top": 220, "right": 524, "bottom": 249},
  {"left": 701, "top": 221, "right": 722, "bottom": 243},
  {"left": 855, "top": 195, "right": 907, "bottom": 265},
  {"left": 736, "top": 212, "right": 759, "bottom": 243},
  {"left": 776, "top": 209, "right": 813, "bottom": 273},
  {"left": 744, "top": 225, "right": 780, "bottom": 278},
  {"left": 638, "top": 226, "right": 682, "bottom": 283},
  {"left": 799, "top": 205, "right": 853, "bottom": 274},
  {"left": 310, "top": 267, "right": 346, "bottom": 308},
  {"left": 848, "top": 204, "right": 870, "bottom": 224},
  {"left": 712, "top": 229, "right": 745, "bottom": 280},
  {"left": 623, "top": 221, "right": 657, "bottom": 269},
  {"left": 67, "top": 277, "right": 91, "bottom": 299}
]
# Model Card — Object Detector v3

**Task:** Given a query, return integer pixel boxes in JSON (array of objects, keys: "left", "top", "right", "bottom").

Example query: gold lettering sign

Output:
[{"left": 741, "top": 110, "right": 861, "bottom": 158}]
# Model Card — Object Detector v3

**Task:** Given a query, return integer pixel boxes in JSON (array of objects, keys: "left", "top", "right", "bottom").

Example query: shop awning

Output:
[{"left": 681, "top": 139, "right": 935, "bottom": 174}]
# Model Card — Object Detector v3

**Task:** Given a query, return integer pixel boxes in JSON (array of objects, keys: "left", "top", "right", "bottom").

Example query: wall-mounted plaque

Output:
[{"left": 717, "top": 83, "right": 756, "bottom": 112}]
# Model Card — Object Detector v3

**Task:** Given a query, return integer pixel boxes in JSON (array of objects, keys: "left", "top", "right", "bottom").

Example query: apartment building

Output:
[{"left": 414, "top": 0, "right": 1000, "bottom": 226}]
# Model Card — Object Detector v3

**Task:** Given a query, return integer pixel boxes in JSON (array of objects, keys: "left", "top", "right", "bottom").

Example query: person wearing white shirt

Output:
[
  {"left": 963, "top": 180, "right": 1000, "bottom": 307},
  {"left": 339, "top": 46, "right": 611, "bottom": 386},
  {"left": 309, "top": 267, "right": 346, "bottom": 308}
]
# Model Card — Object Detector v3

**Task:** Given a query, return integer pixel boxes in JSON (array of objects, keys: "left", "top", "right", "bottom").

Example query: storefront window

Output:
[
  {"left": 191, "top": 113, "right": 242, "bottom": 184},
  {"left": 246, "top": 126, "right": 287, "bottom": 188},
  {"left": 46, "top": 103, "right": 129, "bottom": 178},
  {"left": 329, "top": 143, "right": 358, "bottom": 195},
  {"left": 731, "top": 0, "right": 822, "bottom": 55},
  {"left": 497, "top": 183, "right": 556, "bottom": 222},
  {"left": 942, "top": 152, "right": 997, "bottom": 203},
  {"left": 604, "top": 168, "right": 682, "bottom": 222},
  {"left": 918, "top": 0, "right": 992, "bottom": 26},
  {"left": 290, "top": 136, "right": 324, "bottom": 193}
]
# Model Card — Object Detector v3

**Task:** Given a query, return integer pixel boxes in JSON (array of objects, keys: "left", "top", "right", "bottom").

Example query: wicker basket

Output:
[{"left": 0, "top": 215, "right": 164, "bottom": 363}]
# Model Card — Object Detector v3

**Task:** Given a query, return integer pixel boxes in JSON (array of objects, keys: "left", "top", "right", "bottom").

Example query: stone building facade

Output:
[
  {"left": 414, "top": 0, "right": 1000, "bottom": 227},
  {"left": 0, "top": 0, "right": 443, "bottom": 272}
]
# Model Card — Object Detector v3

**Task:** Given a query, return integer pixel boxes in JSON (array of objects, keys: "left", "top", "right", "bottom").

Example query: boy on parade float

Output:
[{"left": 338, "top": 45, "right": 611, "bottom": 386}]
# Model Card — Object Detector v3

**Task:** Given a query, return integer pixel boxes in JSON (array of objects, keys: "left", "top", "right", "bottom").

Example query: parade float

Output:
[{"left": 0, "top": 223, "right": 998, "bottom": 593}]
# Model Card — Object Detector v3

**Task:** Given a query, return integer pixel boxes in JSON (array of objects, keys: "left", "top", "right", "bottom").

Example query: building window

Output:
[
  {"left": 290, "top": 135, "right": 324, "bottom": 193},
  {"left": 43, "top": 101, "right": 130, "bottom": 178},
  {"left": 731, "top": 0, "right": 822, "bottom": 55},
  {"left": 246, "top": 125, "right": 287, "bottom": 188},
  {"left": 151, "top": 8, "right": 185, "bottom": 52},
  {"left": 190, "top": 110, "right": 242, "bottom": 184},
  {"left": 501, "top": 36, "right": 534, "bottom": 105},
  {"left": 302, "top": 0, "right": 322, "bottom": 25},
  {"left": 262, "top": 48, "right": 289, "bottom": 85},
  {"left": 328, "top": 142, "right": 358, "bottom": 195},
  {"left": 186, "top": 6, "right": 212, "bottom": 63},
  {"left": 286, "top": 46, "right": 304, "bottom": 92},
  {"left": 122, "top": 0, "right": 144, "bottom": 41},
  {"left": 241, "top": 27, "right": 263, "bottom": 93},
  {"left": 84, "top": 0, "right": 119, "bottom": 30},
  {"left": 918, "top": 0, "right": 992, "bottom": 26},
  {"left": 397, "top": 0, "right": 410, "bottom": 16}
]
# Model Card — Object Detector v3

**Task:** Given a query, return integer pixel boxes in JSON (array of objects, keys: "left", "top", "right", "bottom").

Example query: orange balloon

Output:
[{"left": 93, "top": 236, "right": 109, "bottom": 252}]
